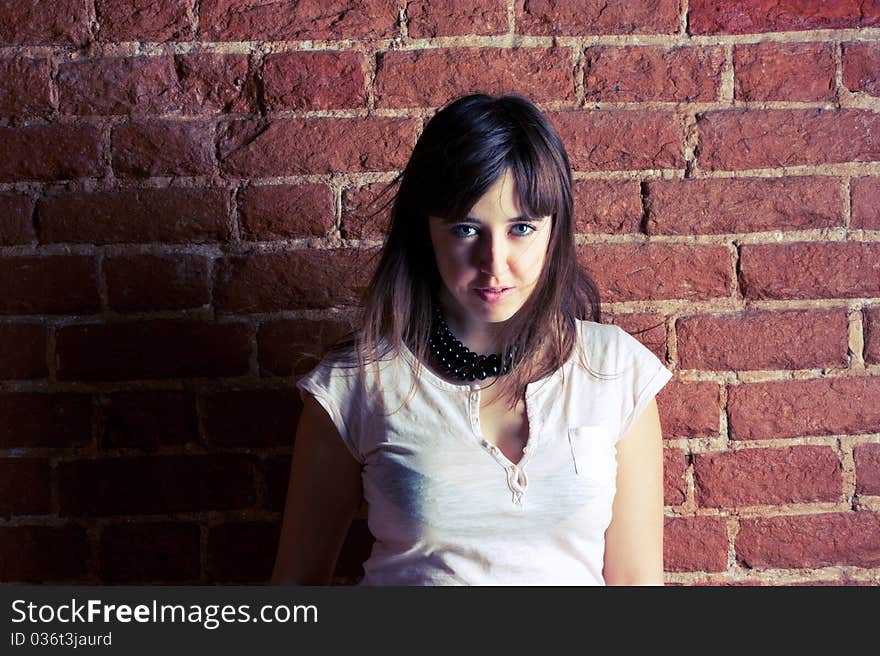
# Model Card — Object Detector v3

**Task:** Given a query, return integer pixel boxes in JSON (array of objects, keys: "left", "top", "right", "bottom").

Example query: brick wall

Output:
[{"left": 0, "top": 0, "right": 878, "bottom": 585}]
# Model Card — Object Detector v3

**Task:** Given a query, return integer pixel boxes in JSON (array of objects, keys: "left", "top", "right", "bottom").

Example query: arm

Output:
[
  {"left": 270, "top": 393, "right": 363, "bottom": 586},
  {"left": 602, "top": 396, "right": 665, "bottom": 586}
]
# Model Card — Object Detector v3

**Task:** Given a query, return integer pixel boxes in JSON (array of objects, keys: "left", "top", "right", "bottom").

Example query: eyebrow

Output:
[{"left": 437, "top": 215, "right": 548, "bottom": 224}]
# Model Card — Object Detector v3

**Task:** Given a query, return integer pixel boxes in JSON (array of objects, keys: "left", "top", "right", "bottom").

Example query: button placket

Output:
[
  {"left": 469, "top": 384, "right": 532, "bottom": 507},
  {"left": 506, "top": 464, "right": 528, "bottom": 507},
  {"left": 468, "top": 387, "right": 480, "bottom": 435}
]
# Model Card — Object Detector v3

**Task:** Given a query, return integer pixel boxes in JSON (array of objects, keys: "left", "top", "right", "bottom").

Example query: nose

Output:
[{"left": 475, "top": 231, "right": 510, "bottom": 277}]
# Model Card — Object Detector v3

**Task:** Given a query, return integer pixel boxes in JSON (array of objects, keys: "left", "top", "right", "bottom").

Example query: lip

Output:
[{"left": 473, "top": 287, "right": 514, "bottom": 304}]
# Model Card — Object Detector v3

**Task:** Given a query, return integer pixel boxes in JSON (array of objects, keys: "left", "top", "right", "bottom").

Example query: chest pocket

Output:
[{"left": 567, "top": 425, "right": 618, "bottom": 489}]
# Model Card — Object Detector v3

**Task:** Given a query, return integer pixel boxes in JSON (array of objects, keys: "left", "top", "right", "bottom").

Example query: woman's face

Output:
[{"left": 428, "top": 169, "right": 552, "bottom": 341}]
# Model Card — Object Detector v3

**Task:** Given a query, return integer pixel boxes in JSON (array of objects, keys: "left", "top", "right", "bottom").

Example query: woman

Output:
[{"left": 271, "top": 94, "right": 672, "bottom": 586}]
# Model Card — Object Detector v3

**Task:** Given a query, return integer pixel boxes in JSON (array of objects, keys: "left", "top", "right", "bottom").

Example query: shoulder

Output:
[
  {"left": 575, "top": 319, "right": 622, "bottom": 346},
  {"left": 573, "top": 318, "right": 629, "bottom": 360},
  {"left": 297, "top": 339, "right": 410, "bottom": 396},
  {"left": 573, "top": 319, "right": 667, "bottom": 376}
]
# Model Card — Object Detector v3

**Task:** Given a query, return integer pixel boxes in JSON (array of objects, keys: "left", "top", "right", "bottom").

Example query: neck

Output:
[{"left": 437, "top": 290, "right": 499, "bottom": 354}]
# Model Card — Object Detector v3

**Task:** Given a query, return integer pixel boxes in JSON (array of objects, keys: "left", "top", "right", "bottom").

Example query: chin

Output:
[{"left": 471, "top": 302, "right": 521, "bottom": 323}]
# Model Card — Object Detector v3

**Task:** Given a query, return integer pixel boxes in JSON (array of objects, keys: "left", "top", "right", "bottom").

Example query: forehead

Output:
[{"left": 467, "top": 171, "right": 523, "bottom": 221}]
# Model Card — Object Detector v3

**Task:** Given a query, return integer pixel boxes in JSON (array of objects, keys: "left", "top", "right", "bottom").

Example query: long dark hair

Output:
[{"left": 326, "top": 93, "right": 603, "bottom": 410}]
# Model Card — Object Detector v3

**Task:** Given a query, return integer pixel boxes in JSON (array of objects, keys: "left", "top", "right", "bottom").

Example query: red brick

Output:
[
  {"left": 59, "top": 455, "right": 255, "bottom": 515},
  {"left": 0, "top": 393, "right": 93, "bottom": 448},
  {"left": 676, "top": 310, "right": 848, "bottom": 371},
  {"left": 99, "top": 522, "right": 200, "bottom": 583},
  {"left": 105, "top": 253, "right": 211, "bottom": 312},
  {"left": 551, "top": 110, "right": 685, "bottom": 171},
  {"left": 206, "top": 521, "right": 279, "bottom": 583},
  {"left": 655, "top": 379, "right": 720, "bottom": 439},
  {"left": 866, "top": 306, "right": 880, "bottom": 365},
  {"left": 239, "top": 184, "right": 335, "bottom": 240},
  {"left": 219, "top": 117, "right": 418, "bottom": 177},
  {"left": 0, "top": 193, "right": 35, "bottom": 244},
  {"left": 0, "top": 124, "right": 103, "bottom": 182},
  {"left": 0, "top": 458, "right": 50, "bottom": 516},
  {"left": 0, "top": 323, "right": 47, "bottom": 379},
  {"left": 584, "top": 46, "right": 723, "bottom": 103},
  {"left": 38, "top": 188, "right": 230, "bottom": 244},
  {"left": 374, "top": 48, "right": 574, "bottom": 108},
  {"left": 111, "top": 121, "right": 216, "bottom": 177},
  {"left": 59, "top": 54, "right": 257, "bottom": 116},
  {"left": 740, "top": 242, "right": 880, "bottom": 301},
  {"left": 515, "top": 0, "right": 679, "bottom": 35},
  {"left": 98, "top": 391, "right": 198, "bottom": 450},
  {"left": 341, "top": 183, "right": 395, "bottom": 240},
  {"left": 215, "top": 249, "right": 377, "bottom": 312},
  {"left": 174, "top": 53, "right": 258, "bottom": 115},
  {"left": 56, "top": 320, "right": 251, "bottom": 381},
  {"left": 855, "top": 443, "right": 880, "bottom": 495},
  {"left": 690, "top": 0, "right": 880, "bottom": 35},
  {"left": 694, "top": 446, "right": 841, "bottom": 508},
  {"left": 734, "top": 42, "right": 835, "bottom": 101},
  {"left": 698, "top": 109, "right": 880, "bottom": 171},
  {"left": 0, "top": 525, "right": 90, "bottom": 582},
  {"left": 851, "top": 177, "right": 880, "bottom": 231},
  {"left": 0, "top": 256, "right": 99, "bottom": 314},
  {"left": 258, "top": 317, "right": 357, "bottom": 377},
  {"left": 573, "top": 180, "right": 641, "bottom": 234},
  {"left": 59, "top": 56, "right": 179, "bottom": 116},
  {"left": 577, "top": 243, "right": 731, "bottom": 302},
  {"left": 202, "top": 389, "right": 299, "bottom": 447},
  {"left": 95, "top": 0, "right": 192, "bottom": 42},
  {"left": 728, "top": 377, "right": 880, "bottom": 440},
  {"left": 200, "top": 0, "right": 399, "bottom": 40},
  {"left": 736, "top": 512, "right": 880, "bottom": 569},
  {"left": 264, "top": 51, "right": 366, "bottom": 111},
  {"left": 0, "top": 0, "right": 92, "bottom": 46},
  {"left": 645, "top": 177, "right": 842, "bottom": 235},
  {"left": 406, "top": 0, "right": 508, "bottom": 37},
  {"left": 664, "top": 516, "right": 728, "bottom": 572},
  {"left": 0, "top": 58, "right": 52, "bottom": 116},
  {"left": 264, "top": 454, "right": 291, "bottom": 512},
  {"left": 843, "top": 42, "right": 880, "bottom": 97},
  {"left": 664, "top": 448, "right": 687, "bottom": 506}
]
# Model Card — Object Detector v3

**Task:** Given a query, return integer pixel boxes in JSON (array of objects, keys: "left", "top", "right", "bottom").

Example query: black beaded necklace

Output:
[{"left": 429, "top": 304, "right": 516, "bottom": 382}]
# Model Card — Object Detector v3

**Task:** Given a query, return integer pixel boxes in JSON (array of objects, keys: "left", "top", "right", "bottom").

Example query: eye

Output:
[
  {"left": 511, "top": 223, "right": 537, "bottom": 237},
  {"left": 449, "top": 223, "right": 538, "bottom": 239},
  {"left": 450, "top": 224, "right": 478, "bottom": 238}
]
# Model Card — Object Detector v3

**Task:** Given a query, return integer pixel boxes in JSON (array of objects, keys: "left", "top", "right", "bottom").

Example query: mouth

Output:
[{"left": 473, "top": 287, "right": 514, "bottom": 304}]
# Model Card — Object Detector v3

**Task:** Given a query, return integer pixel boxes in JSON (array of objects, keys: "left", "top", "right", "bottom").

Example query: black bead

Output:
[{"left": 428, "top": 305, "right": 516, "bottom": 382}]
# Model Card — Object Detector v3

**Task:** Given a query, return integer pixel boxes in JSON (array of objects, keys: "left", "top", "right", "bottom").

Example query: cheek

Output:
[
  {"left": 430, "top": 235, "right": 470, "bottom": 281},
  {"left": 519, "top": 237, "right": 550, "bottom": 275}
]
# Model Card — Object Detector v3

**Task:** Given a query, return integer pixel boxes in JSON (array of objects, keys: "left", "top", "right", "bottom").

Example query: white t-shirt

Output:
[{"left": 295, "top": 320, "right": 672, "bottom": 585}]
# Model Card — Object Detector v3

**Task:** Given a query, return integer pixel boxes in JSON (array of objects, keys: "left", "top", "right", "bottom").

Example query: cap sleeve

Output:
[
  {"left": 295, "top": 361, "right": 366, "bottom": 465},
  {"left": 613, "top": 325, "right": 673, "bottom": 439}
]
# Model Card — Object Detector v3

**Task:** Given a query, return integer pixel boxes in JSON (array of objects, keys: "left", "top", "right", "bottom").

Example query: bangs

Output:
[
  {"left": 508, "top": 142, "right": 567, "bottom": 221},
  {"left": 423, "top": 140, "right": 566, "bottom": 224}
]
